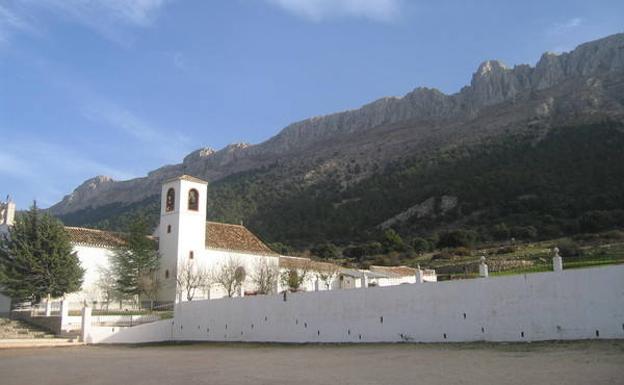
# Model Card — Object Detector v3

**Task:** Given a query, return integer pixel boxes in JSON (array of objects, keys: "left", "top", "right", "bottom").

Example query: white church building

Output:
[{"left": 0, "top": 176, "right": 435, "bottom": 311}]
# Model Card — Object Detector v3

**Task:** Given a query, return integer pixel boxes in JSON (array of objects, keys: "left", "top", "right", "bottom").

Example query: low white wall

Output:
[
  {"left": 87, "top": 265, "right": 624, "bottom": 344},
  {"left": 171, "top": 265, "right": 624, "bottom": 343},
  {"left": 86, "top": 319, "right": 173, "bottom": 344},
  {"left": 63, "top": 314, "right": 163, "bottom": 331}
]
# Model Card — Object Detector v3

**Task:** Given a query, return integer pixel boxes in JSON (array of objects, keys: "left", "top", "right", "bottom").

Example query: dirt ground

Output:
[{"left": 0, "top": 340, "right": 623, "bottom": 385}]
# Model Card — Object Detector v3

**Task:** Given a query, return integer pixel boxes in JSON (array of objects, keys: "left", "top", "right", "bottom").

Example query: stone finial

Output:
[
  {"left": 552, "top": 247, "right": 563, "bottom": 272},
  {"left": 479, "top": 256, "right": 489, "bottom": 278},
  {"left": 415, "top": 265, "right": 424, "bottom": 283}
]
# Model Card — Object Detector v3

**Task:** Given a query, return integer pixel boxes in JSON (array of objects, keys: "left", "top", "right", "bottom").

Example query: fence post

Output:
[
  {"left": 552, "top": 247, "right": 563, "bottom": 272},
  {"left": 479, "top": 256, "right": 489, "bottom": 278},
  {"left": 80, "top": 305, "right": 92, "bottom": 343}
]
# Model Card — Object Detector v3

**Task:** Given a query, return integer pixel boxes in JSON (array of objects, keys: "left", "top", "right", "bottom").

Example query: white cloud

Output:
[
  {"left": 0, "top": 0, "right": 172, "bottom": 46},
  {"left": 266, "top": 0, "right": 402, "bottom": 22},
  {"left": 549, "top": 17, "right": 583, "bottom": 35},
  {"left": 0, "top": 3, "right": 36, "bottom": 44},
  {"left": 33, "top": 0, "right": 171, "bottom": 27},
  {"left": 83, "top": 101, "right": 160, "bottom": 143},
  {"left": 0, "top": 136, "right": 137, "bottom": 207}
]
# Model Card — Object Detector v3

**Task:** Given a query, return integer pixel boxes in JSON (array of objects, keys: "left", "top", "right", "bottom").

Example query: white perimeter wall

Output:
[{"left": 91, "top": 265, "right": 624, "bottom": 344}]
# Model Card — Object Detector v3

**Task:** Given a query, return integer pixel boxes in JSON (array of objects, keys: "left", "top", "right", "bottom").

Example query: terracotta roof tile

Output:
[
  {"left": 65, "top": 227, "right": 127, "bottom": 248},
  {"left": 205, "top": 221, "right": 277, "bottom": 256},
  {"left": 278, "top": 256, "right": 341, "bottom": 272},
  {"left": 369, "top": 265, "right": 417, "bottom": 277}
]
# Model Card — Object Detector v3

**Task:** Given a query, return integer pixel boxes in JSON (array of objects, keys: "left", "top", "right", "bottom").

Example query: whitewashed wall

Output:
[
  {"left": 86, "top": 319, "right": 173, "bottom": 344},
  {"left": 64, "top": 245, "right": 115, "bottom": 307},
  {"left": 167, "top": 265, "right": 624, "bottom": 343}
]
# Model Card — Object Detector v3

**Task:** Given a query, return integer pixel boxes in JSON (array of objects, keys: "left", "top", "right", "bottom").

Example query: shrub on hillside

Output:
[
  {"left": 437, "top": 230, "right": 478, "bottom": 249},
  {"left": 556, "top": 238, "right": 583, "bottom": 258},
  {"left": 451, "top": 247, "right": 472, "bottom": 256},
  {"left": 430, "top": 250, "right": 454, "bottom": 260},
  {"left": 494, "top": 245, "right": 517, "bottom": 255},
  {"left": 311, "top": 243, "right": 339, "bottom": 259},
  {"left": 381, "top": 229, "right": 408, "bottom": 252},
  {"left": 412, "top": 237, "right": 432, "bottom": 254}
]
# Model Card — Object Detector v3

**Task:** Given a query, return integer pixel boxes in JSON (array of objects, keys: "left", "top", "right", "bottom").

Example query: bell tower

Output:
[
  {"left": 0, "top": 195, "right": 16, "bottom": 236},
  {"left": 157, "top": 175, "right": 208, "bottom": 302}
]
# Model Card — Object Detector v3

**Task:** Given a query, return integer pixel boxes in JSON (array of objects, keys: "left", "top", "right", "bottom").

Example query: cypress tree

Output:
[
  {"left": 0, "top": 202, "right": 84, "bottom": 302},
  {"left": 111, "top": 217, "right": 159, "bottom": 305}
]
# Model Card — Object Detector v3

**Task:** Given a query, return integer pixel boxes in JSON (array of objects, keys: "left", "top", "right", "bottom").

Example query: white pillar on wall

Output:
[
  {"left": 479, "top": 256, "right": 489, "bottom": 278},
  {"left": 361, "top": 275, "right": 368, "bottom": 288},
  {"left": 60, "top": 299, "right": 69, "bottom": 332},
  {"left": 415, "top": 265, "right": 424, "bottom": 283},
  {"left": 80, "top": 306, "right": 92, "bottom": 343},
  {"left": 45, "top": 294, "right": 52, "bottom": 316},
  {"left": 553, "top": 247, "right": 563, "bottom": 272}
]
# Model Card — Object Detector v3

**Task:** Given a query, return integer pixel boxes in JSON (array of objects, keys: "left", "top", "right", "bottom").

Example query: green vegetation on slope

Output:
[{"left": 57, "top": 122, "right": 624, "bottom": 264}]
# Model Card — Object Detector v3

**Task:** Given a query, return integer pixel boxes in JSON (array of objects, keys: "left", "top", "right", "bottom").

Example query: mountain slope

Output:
[{"left": 52, "top": 33, "right": 624, "bottom": 247}]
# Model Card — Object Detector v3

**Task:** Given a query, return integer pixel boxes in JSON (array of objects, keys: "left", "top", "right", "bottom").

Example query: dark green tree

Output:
[
  {"left": 111, "top": 217, "right": 159, "bottom": 306},
  {"left": 0, "top": 203, "right": 84, "bottom": 302},
  {"left": 311, "top": 243, "right": 339, "bottom": 259},
  {"left": 412, "top": 237, "right": 431, "bottom": 254},
  {"left": 437, "top": 230, "right": 478, "bottom": 249},
  {"left": 381, "top": 229, "right": 407, "bottom": 252}
]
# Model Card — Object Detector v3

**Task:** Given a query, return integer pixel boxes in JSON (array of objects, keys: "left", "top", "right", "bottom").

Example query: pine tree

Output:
[
  {"left": 0, "top": 202, "right": 84, "bottom": 302},
  {"left": 111, "top": 217, "right": 159, "bottom": 306}
]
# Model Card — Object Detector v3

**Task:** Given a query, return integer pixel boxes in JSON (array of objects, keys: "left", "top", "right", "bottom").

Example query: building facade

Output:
[{"left": 0, "top": 176, "right": 435, "bottom": 310}]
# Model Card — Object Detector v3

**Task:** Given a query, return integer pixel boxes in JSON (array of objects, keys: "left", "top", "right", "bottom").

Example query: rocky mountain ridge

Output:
[{"left": 49, "top": 33, "right": 624, "bottom": 217}]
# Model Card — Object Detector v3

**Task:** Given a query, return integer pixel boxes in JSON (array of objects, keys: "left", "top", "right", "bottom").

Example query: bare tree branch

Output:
[
  {"left": 176, "top": 259, "right": 210, "bottom": 302},
  {"left": 212, "top": 257, "right": 245, "bottom": 298},
  {"left": 251, "top": 259, "right": 279, "bottom": 295}
]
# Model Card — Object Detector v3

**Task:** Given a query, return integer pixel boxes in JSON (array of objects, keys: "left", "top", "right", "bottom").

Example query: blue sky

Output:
[{"left": 0, "top": 0, "right": 622, "bottom": 209}]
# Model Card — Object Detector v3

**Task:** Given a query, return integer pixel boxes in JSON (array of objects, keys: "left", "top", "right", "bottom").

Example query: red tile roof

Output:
[
  {"left": 278, "top": 256, "right": 341, "bottom": 272},
  {"left": 205, "top": 221, "right": 277, "bottom": 256},
  {"left": 369, "top": 265, "right": 417, "bottom": 277},
  {"left": 64, "top": 227, "right": 127, "bottom": 249},
  {"left": 65, "top": 221, "right": 274, "bottom": 256}
]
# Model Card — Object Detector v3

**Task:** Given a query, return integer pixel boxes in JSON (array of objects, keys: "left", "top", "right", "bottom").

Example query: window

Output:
[
  {"left": 167, "top": 225, "right": 172, "bottom": 234},
  {"left": 166, "top": 188, "right": 175, "bottom": 212},
  {"left": 188, "top": 189, "right": 199, "bottom": 211},
  {"left": 189, "top": 251, "right": 194, "bottom": 259},
  {"left": 165, "top": 270, "right": 170, "bottom": 279}
]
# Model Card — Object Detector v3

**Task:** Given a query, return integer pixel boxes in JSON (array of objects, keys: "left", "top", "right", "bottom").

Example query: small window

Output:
[
  {"left": 166, "top": 188, "right": 175, "bottom": 212},
  {"left": 189, "top": 251, "right": 194, "bottom": 259},
  {"left": 167, "top": 225, "right": 172, "bottom": 234},
  {"left": 165, "top": 270, "right": 170, "bottom": 279},
  {"left": 188, "top": 189, "right": 199, "bottom": 211}
]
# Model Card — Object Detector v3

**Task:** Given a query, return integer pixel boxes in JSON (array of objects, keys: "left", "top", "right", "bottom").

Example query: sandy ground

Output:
[{"left": 0, "top": 341, "right": 623, "bottom": 385}]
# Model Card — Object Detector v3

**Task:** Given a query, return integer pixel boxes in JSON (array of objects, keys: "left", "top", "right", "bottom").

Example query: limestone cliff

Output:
[{"left": 49, "top": 33, "right": 624, "bottom": 217}]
